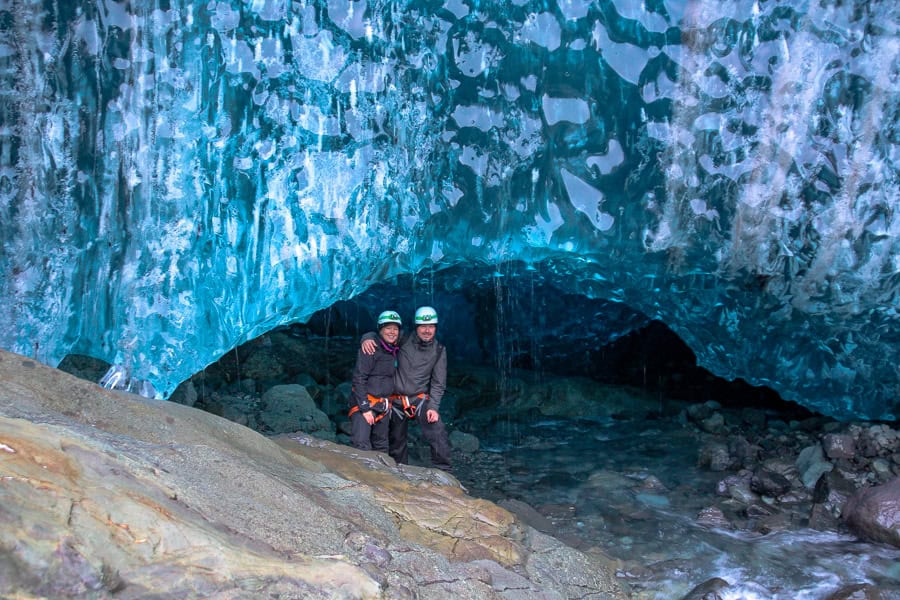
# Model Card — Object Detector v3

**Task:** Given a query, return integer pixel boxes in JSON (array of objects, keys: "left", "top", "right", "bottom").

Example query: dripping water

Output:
[{"left": 233, "top": 346, "right": 241, "bottom": 386}]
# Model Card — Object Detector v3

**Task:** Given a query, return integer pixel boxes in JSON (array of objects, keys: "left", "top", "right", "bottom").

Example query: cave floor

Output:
[{"left": 414, "top": 413, "right": 900, "bottom": 599}]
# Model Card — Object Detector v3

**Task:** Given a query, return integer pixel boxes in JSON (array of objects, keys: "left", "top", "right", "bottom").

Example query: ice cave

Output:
[{"left": 0, "top": 0, "right": 898, "bottom": 422}]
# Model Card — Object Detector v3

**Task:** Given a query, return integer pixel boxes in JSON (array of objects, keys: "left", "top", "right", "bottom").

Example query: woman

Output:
[{"left": 348, "top": 310, "right": 401, "bottom": 452}]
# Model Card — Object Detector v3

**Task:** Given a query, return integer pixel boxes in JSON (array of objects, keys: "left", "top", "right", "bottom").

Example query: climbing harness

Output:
[
  {"left": 390, "top": 392, "right": 429, "bottom": 419},
  {"left": 349, "top": 336, "right": 400, "bottom": 423},
  {"left": 348, "top": 394, "right": 391, "bottom": 422}
]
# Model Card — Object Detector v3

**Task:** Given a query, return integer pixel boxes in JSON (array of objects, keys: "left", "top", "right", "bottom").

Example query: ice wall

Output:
[{"left": 0, "top": 0, "right": 897, "bottom": 420}]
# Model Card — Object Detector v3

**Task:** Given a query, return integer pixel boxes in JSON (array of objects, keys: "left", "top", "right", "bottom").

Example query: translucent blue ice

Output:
[{"left": 0, "top": 1, "right": 897, "bottom": 420}]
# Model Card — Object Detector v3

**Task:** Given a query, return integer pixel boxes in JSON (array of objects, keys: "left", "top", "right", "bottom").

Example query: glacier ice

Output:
[{"left": 0, "top": 0, "right": 898, "bottom": 421}]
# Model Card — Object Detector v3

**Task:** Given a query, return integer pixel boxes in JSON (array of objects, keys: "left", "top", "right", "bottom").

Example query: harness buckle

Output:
[
  {"left": 391, "top": 393, "right": 429, "bottom": 419},
  {"left": 349, "top": 395, "right": 391, "bottom": 422}
]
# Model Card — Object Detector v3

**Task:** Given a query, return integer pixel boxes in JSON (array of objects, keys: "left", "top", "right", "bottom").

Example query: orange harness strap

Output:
[
  {"left": 348, "top": 395, "right": 390, "bottom": 422},
  {"left": 390, "top": 393, "right": 429, "bottom": 419}
]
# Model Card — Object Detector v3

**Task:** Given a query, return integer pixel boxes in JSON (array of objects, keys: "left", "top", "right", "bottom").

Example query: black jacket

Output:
[{"left": 351, "top": 338, "right": 398, "bottom": 411}]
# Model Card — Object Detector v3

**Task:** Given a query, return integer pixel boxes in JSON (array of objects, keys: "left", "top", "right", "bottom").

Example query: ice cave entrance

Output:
[{"left": 159, "top": 268, "right": 797, "bottom": 424}]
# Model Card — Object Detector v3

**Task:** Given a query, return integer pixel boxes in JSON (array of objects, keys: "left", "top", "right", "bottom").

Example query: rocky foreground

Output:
[{"left": 0, "top": 349, "right": 626, "bottom": 599}]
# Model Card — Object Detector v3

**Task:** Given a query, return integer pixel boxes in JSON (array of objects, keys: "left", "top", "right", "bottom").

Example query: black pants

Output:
[
  {"left": 350, "top": 411, "right": 389, "bottom": 453},
  {"left": 388, "top": 405, "right": 452, "bottom": 471}
]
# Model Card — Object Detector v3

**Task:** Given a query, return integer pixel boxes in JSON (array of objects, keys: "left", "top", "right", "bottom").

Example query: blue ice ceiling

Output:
[{"left": 0, "top": 0, "right": 897, "bottom": 420}]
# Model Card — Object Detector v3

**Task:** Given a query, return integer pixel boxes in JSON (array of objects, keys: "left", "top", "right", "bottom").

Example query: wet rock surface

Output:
[{"left": 843, "top": 478, "right": 900, "bottom": 548}]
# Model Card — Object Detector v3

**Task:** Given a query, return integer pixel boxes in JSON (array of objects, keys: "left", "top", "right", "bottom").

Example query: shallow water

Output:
[{"left": 448, "top": 416, "right": 900, "bottom": 599}]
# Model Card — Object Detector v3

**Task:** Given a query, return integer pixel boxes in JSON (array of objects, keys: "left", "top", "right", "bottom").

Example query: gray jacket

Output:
[{"left": 361, "top": 330, "right": 447, "bottom": 411}]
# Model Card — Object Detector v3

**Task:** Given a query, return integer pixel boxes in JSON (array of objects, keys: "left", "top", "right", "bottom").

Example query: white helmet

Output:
[
  {"left": 414, "top": 306, "right": 438, "bottom": 325},
  {"left": 377, "top": 310, "right": 402, "bottom": 328}
]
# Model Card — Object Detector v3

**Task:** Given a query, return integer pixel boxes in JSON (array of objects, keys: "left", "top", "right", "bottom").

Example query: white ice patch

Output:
[
  {"left": 344, "top": 110, "right": 375, "bottom": 142},
  {"left": 642, "top": 70, "right": 677, "bottom": 103},
  {"left": 518, "top": 12, "right": 561, "bottom": 52},
  {"left": 523, "top": 201, "right": 565, "bottom": 246},
  {"left": 699, "top": 154, "right": 755, "bottom": 181},
  {"left": 443, "top": 0, "right": 469, "bottom": 19},
  {"left": 248, "top": 0, "right": 287, "bottom": 21},
  {"left": 542, "top": 95, "right": 590, "bottom": 126},
  {"left": 502, "top": 83, "right": 520, "bottom": 101},
  {"left": 294, "top": 30, "right": 347, "bottom": 83},
  {"left": 211, "top": 3, "right": 241, "bottom": 32},
  {"left": 592, "top": 22, "right": 649, "bottom": 86},
  {"left": 75, "top": 17, "right": 101, "bottom": 55},
  {"left": 561, "top": 168, "right": 614, "bottom": 231},
  {"left": 224, "top": 38, "right": 260, "bottom": 79},
  {"left": 506, "top": 114, "right": 543, "bottom": 158},
  {"left": 646, "top": 120, "right": 695, "bottom": 147},
  {"left": 459, "top": 145, "right": 488, "bottom": 178},
  {"left": 233, "top": 156, "right": 253, "bottom": 170},
  {"left": 328, "top": 0, "right": 369, "bottom": 40},
  {"left": 103, "top": 0, "right": 134, "bottom": 31},
  {"left": 611, "top": 0, "right": 670, "bottom": 31},
  {"left": 715, "top": 0, "right": 764, "bottom": 27},
  {"left": 442, "top": 184, "right": 464, "bottom": 207},
  {"left": 557, "top": 0, "right": 592, "bottom": 21},
  {"left": 453, "top": 33, "right": 498, "bottom": 78},
  {"left": 256, "top": 36, "right": 284, "bottom": 73},
  {"left": 690, "top": 198, "right": 720, "bottom": 222},
  {"left": 295, "top": 104, "right": 341, "bottom": 137},
  {"left": 586, "top": 139, "right": 624, "bottom": 175},
  {"left": 335, "top": 60, "right": 390, "bottom": 95},
  {"left": 452, "top": 105, "right": 501, "bottom": 132}
]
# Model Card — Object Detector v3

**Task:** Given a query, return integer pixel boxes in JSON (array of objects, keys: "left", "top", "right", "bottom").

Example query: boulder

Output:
[
  {"left": 822, "top": 433, "right": 856, "bottom": 459},
  {"left": 449, "top": 429, "right": 480, "bottom": 453},
  {"left": 856, "top": 424, "right": 900, "bottom": 458},
  {"left": 813, "top": 471, "right": 858, "bottom": 515},
  {"left": 680, "top": 577, "right": 730, "bottom": 600},
  {"left": 509, "top": 375, "right": 661, "bottom": 420},
  {"left": 696, "top": 506, "right": 732, "bottom": 529},
  {"left": 259, "top": 383, "right": 331, "bottom": 435},
  {"left": 842, "top": 477, "right": 900, "bottom": 548},
  {"left": 699, "top": 442, "right": 732, "bottom": 472},
  {"left": 169, "top": 379, "right": 199, "bottom": 407},
  {"left": 750, "top": 468, "right": 792, "bottom": 496}
]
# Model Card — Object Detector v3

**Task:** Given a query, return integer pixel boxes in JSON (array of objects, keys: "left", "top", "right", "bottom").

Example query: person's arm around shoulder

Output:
[{"left": 360, "top": 331, "right": 378, "bottom": 355}]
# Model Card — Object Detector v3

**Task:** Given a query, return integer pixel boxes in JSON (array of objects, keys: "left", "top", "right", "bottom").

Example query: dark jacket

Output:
[
  {"left": 395, "top": 332, "right": 446, "bottom": 410},
  {"left": 351, "top": 338, "right": 398, "bottom": 411},
  {"left": 362, "top": 330, "right": 447, "bottom": 411}
]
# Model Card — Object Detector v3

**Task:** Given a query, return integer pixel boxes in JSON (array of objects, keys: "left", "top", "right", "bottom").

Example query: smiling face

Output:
[
  {"left": 379, "top": 323, "right": 400, "bottom": 344},
  {"left": 416, "top": 323, "right": 436, "bottom": 342}
]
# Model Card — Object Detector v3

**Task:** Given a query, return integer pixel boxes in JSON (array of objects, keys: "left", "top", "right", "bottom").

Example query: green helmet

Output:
[
  {"left": 414, "top": 306, "right": 438, "bottom": 325},
  {"left": 377, "top": 310, "right": 402, "bottom": 329}
]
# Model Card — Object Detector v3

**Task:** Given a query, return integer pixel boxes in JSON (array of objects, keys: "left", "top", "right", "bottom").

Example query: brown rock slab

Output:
[{"left": 0, "top": 350, "right": 627, "bottom": 599}]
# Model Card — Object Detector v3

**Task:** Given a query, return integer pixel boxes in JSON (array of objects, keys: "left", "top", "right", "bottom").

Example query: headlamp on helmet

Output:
[
  {"left": 377, "top": 310, "right": 402, "bottom": 329},
  {"left": 414, "top": 306, "right": 438, "bottom": 325}
]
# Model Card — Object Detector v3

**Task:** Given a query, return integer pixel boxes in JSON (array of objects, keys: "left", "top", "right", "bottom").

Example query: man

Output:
[
  {"left": 349, "top": 310, "right": 401, "bottom": 452},
  {"left": 361, "top": 306, "right": 452, "bottom": 471}
]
